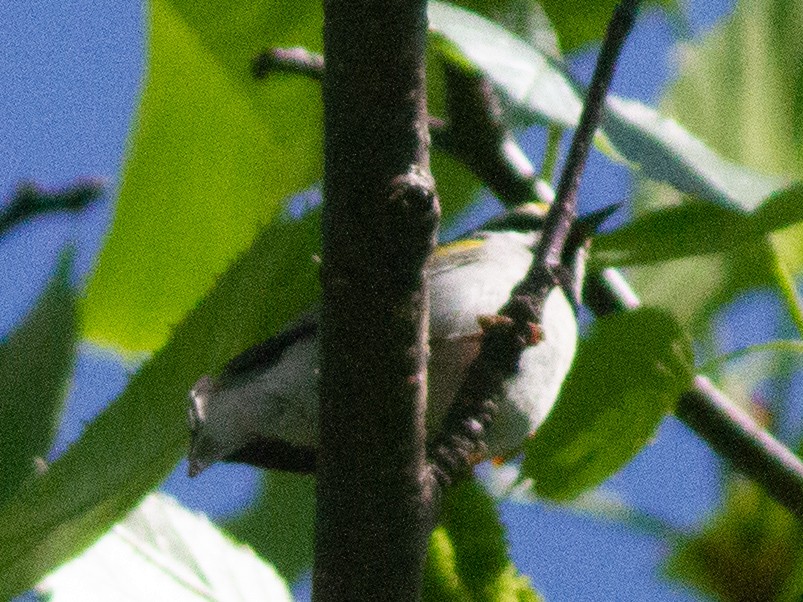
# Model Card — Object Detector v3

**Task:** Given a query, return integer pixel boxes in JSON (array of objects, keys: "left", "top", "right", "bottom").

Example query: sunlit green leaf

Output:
[
  {"left": 0, "top": 251, "right": 76, "bottom": 506},
  {"left": 0, "top": 214, "right": 320, "bottom": 598},
  {"left": 427, "top": 1, "right": 785, "bottom": 211},
  {"left": 665, "top": 482, "right": 803, "bottom": 602},
  {"left": 631, "top": 0, "right": 803, "bottom": 333},
  {"left": 424, "top": 479, "right": 543, "bottom": 602},
  {"left": 226, "top": 472, "right": 315, "bottom": 584},
  {"left": 522, "top": 308, "right": 693, "bottom": 501},
  {"left": 82, "top": 0, "right": 324, "bottom": 354},
  {"left": 39, "top": 493, "right": 293, "bottom": 601},
  {"left": 429, "top": 1, "right": 581, "bottom": 128}
]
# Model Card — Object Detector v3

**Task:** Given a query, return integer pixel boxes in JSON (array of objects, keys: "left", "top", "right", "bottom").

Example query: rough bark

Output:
[{"left": 314, "top": 0, "right": 438, "bottom": 599}]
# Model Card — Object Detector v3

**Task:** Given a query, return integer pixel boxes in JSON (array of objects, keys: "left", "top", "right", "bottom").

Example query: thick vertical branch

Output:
[{"left": 315, "top": 0, "right": 438, "bottom": 600}]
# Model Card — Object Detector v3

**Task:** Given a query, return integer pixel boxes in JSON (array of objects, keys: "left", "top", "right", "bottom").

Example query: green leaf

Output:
[
  {"left": 522, "top": 308, "right": 694, "bottom": 502},
  {"left": 449, "top": 0, "right": 562, "bottom": 59},
  {"left": 39, "top": 493, "right": 293, "bottom": 601},
  {"left": 0, "top": 214, "right": 320, "bottom": 599},
  {"left": 432, "top": 148, "right": 485, "bottom": 221},
  {"left": 594, "top": 185, "right": 803, "bottom": 339},
  {"left": 0, "top": 250, "right": 76, "bottom": 506},
  {"left": 428, "top": 2, "right": 581, "bottom": 128},
  {"left": 601, "top": 97, "right": 786, "bottom": 210},
  {"left": 423, "top": 479, "right": 543, "bottom": 602},
  {"left": 592, "top": 201, "right": 752, "bottom": 266},
  {"left": 225, "top": 472, "right": 315, "bottom": 584},
  {"left": 662, "top": 1, "right": 803, "bottom": 180},
  {"left": 538, "top": 0, "right": 621, "bottom": 51},
  {"left": 427, "top": 1, "right": 786, "bottom": 209},
  {"left": 630, "top": 0, "right": 803, "bottom": 333},
  {"left": 665, "top": 482, "right": 803, "bottom": 602},
  {"left": 81, "top": 0, "right": 324, "bottom": 354},
  {"left": 592, "top": 184, "right": 803, "bottom": 267}
]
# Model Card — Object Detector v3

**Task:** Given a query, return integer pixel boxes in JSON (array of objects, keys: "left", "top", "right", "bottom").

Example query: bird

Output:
[{"left": 187, "top": 202, "right": 606, "bottom": 477}]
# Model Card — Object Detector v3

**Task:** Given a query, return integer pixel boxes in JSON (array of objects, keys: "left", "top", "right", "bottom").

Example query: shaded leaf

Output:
[
  {"left": 0, "top": 214, "right": 320, "bottom": 598},
  {"left": 432, "top": 148, "right": 485, "bottom": 222},
  {"left": 665, "top": 482, "right": 803, "bottom": 602},
  {"left": 82, "top": 0, "right": 324, "bottom": 354},
  {"left": 0, "top": 251, "right": 76, "bottom": 506},
  {"left": 522, "top": 308, "right": 694, "bottom": 501},
  {"left": 592, "top": 200, "right": 752, "bottom": 266},
  {"left": 225, "top": 472, "right": 315, "bottom": 584},
  {"left": 424, "top": 478, "right": 542, "bottom": 602},
  {"left": 592, "top": 184, "right": 803, "bottom": 267},
  {"left": 427, "top": 1, "right": 786, "bottom": 210},
  {"left": 39, "top": 493, "right": 293, "bottom": 601}
]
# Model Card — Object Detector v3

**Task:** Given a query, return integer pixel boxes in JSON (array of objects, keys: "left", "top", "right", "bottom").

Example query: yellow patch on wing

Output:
[
  {"left": 429, "top": 238, "right": 485, "bottom": 273},
  {"left": 434, "top": 238, "right": 484, "bottom": 256}
]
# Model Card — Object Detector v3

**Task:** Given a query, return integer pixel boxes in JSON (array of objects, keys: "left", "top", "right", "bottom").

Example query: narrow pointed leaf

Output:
[
  {"left": 592, "top": 184, "right": 803, "bottom": 267},
  {"left": 0, "top": 214, "right": 319, "bottom": 599},
  {"left": 0, "top": 250, "right": 76, "bottom": 506}
]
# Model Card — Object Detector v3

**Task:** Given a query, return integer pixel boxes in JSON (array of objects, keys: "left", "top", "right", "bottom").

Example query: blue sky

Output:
[{"left": 1, "top": 1, "right": 739, "bottom": 599}]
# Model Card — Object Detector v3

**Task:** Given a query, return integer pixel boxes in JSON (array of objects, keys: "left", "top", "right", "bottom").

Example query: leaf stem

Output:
[
  {"left": 539, "top": 124, "right": 562, "bottom": 184},
  {"left": 697, "top": 339, "right": 803, "bottom": 376}
]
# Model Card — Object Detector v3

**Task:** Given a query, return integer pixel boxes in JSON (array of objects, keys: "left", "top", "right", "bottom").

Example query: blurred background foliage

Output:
[{"left": 1, "top": 0, "right": 802, "bottom": 599}]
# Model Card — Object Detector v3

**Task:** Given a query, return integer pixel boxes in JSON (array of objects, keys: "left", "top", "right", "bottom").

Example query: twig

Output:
[
  {"left": 679, "top": 377, "right": 803, "bottom": 518},
  {"left": 252, "top": 47, "right": 324, "bottom": 80},
  {"left": 428, "top": 0, "right": 642, "bottom": 486},
  {"left": 0, "top": 181, "right": 103, "bottom": 239},
  {"left": 537, "top": 0, "right": 640, "bottom": 272}
]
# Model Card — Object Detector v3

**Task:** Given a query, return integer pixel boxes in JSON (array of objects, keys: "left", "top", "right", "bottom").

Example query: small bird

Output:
[{"left": 188, "top": 202, "right": 601, "bottom": 477}]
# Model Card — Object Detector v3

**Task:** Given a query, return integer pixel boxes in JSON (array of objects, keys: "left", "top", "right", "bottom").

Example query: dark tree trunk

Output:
[{"left": 314, "top": 0, "right": 439, "bottom": 599}]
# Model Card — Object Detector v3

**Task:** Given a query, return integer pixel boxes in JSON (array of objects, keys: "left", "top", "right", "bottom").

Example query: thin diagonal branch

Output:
[
  {"left": 537, "top": 0, "right": 640, "bottom": 272},
  {"left": 0, "top": 181, "right": 103, "bottom": 239},
  {"left": 428, "top": 0, "right": 642, "bottom": 486}
]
